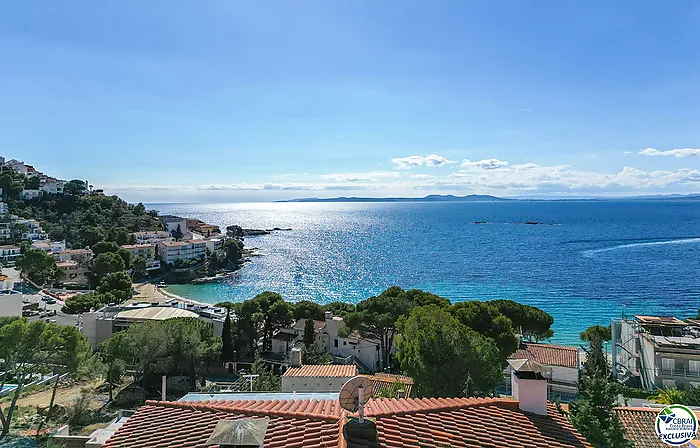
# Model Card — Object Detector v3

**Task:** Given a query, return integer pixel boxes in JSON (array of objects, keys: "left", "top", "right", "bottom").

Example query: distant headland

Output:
[
  {"left": 275, "top": 194, "right": 511, "bottom": 203},
  {"left": 275, "top": 193, "right": 700, "bottom": 203}
]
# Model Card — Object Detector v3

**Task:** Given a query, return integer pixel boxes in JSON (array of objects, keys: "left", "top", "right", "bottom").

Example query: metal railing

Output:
[{"left": 660, "top": 367, "right": 700, "bottom": 379}]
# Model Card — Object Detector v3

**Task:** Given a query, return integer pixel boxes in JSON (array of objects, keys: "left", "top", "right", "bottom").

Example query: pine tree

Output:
[
  {"left": 303, "top": 318, "right": 315, "bottom": 347},
  {"left": 221, "top": 308, "right": 235, "bottom": 361},
  {"left": 570, "top": 334, "right": 632, "bottom": 448}
]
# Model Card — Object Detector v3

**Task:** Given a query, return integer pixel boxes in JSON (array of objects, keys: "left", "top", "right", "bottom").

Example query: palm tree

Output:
[{"left": 647, "top": 387, "right": 685, "bottom": 405}]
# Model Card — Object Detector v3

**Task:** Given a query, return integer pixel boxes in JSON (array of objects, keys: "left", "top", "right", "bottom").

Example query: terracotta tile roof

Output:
[
  {"left": 283, "top": 364, "right": 358, "bottom": 378},
  {"left": 105, "top": 397, "right": 593, "bottom": 448},
  {"left": 361, "top": 373, "right": 414, "bottom": 398},
  {"left": 613, "top": 407, "right": 700, "bottom": 448},
  {"left": 102, "top": 400, "right": 343, "bottom": 448},
  {"left": 509, "top": 342, "right": 580, "bottom": 369},
  {"left": 292, "top": 318, "right": 326, "bottom": 332}
]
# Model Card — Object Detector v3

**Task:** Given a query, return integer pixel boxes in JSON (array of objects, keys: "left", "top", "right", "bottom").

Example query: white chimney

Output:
[
  {"left": 325, "top": 311, "right": 333, "bottom": 321},
  {"left": 290, "top": 347, "right": 302, "bottom": 367},
  {"left": 508, "top": 359, "right": 549, "bottom": 416}
]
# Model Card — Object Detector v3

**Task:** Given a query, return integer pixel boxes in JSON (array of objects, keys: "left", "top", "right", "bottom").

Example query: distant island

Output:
[
  {"left": 275, "top": 194, "right": 511, "bottom": 203},
  {"left": 276, "top": 193, "right": 700, "bottom": 203}
]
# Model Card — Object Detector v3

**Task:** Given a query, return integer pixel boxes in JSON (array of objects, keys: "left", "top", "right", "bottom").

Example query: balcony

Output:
[{"left": 660, "top": 368, "right": 700, "bottom": 379}]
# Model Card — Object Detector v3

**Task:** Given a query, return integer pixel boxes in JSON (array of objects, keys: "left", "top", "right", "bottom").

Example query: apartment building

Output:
[
  {"left": 121, "top": 243, "right": 160, "bottom": 270},
  {"left": 132, "top": 230, "right": 172, "bottom": 244},
  {"left": 157, "top": 240, "right": 207, "bottom": 264},
  {"left": 56, "top": 260, "right": 90, "bottom": 285},
  {"left": 0, "top": 245, "right": 21, "bottom": 265},
  {"left": 614, "top": 315, "right": 700, "bottom": 390}
]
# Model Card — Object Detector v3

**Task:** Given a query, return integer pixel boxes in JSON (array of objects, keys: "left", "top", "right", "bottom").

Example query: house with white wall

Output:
[
  {"left": 319, "top": 311, "right": 382, "bottom": 372},
  {"left": 157, "top": 240, "right": 207, "bottom": 264},
  {"left": 506, "top": 342, "right": 580, "bottom": 399},
  {"left": 281, "top": 361, "right": 358, "bottom": 393}
]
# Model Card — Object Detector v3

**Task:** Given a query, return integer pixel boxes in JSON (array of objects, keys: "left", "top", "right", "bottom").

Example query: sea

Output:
[{"left": 150, "top": 201, "right": 700, "bottom": 346}]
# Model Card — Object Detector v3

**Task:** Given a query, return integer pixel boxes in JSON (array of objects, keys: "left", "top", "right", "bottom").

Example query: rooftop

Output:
[
  {"left": 159, "top": 240, "right": 206, "bottom": 247},
  {"left": 0, "top": 245, "right": 20, "bottom": 250},
  {"left": 635, "top": 315, "right": 687, "bottom": 326},
  {"left": 59, "top": 248, "right": 92, "bottom": 255},
  {"left": 114, "top": 307, "right": 199, "bottom": 321},
  {"left": 292, "top": 318, "right": 326, "bottom": 332},
  {"left": 613, "top": 407, "right": 700, "bottom": 447},
  {"left": 508, "top": 342, "right": 580, "bottom": 369},
  {"left": 361, "top": 373, "right": 414, "bottom": 398},
  {"left": 283, "top": 364, "right": 358, "bottom": 378},
  {"left": 103, "top": 396, "right": 592, "bottom": 448},
  {"left": 120, "top": 243, "right": 156, "bottom": 250}
]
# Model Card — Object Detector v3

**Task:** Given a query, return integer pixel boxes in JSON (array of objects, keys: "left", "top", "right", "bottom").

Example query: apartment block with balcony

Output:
[
  {"left": 613, "top": 315, "right": 700, "bottom": 390},
  {"left": 0, "top": 245, "right": 21, "bottom": 265},
  {"left": 132, "top": 231, "right": 173, "bottom": 244},
  {"left": 121, "top": 243, "right": 161, "bottom": 270},
  {"left": 157, "top": 240, "right": 207, "bottom": 264}
]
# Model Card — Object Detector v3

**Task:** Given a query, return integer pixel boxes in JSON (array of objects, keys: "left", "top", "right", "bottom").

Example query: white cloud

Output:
[
  {"left": 460, "top": 158, "right": 509, "bottom": 170},
  {"left": 391, "top": 154, "right": 456, "bottom": 169},
  {"left": 319, "top": 171, "right": 399, "bottom": 182},
  {"left": 639, "top": 148, "right": 700, "bottom": 158}
]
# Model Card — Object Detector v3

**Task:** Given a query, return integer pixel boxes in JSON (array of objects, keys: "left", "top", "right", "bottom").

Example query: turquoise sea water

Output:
[{"left": 151, "top": 201, "right": 700, "bottom": 346}]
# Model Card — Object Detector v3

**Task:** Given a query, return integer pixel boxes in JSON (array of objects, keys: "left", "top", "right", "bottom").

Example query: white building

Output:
[
  {"left": 32, "top": 240, "right": 66, "bottom": 253},
  {"left": 40, "top": 178, "right": 65, "bottom": 195},
  {"left": 613, "top": 315, "right": 700, "bottom": 390},
  {"left": 82, "top": 303, "right": 226, "bottom": 348},
  {"left": 121, "top": 243, "right": 160, "bottom": 270},
  {"left": 0, "top": 202, "right": 7, "bottom": 215},
  {"left": 0, "top": 245, "right": 21, "bottom": 265},
  {"left": 57, "top": 248, "right": 93, "bottom": 263},
  {"left": 281, "top": 362, "right": 358, "bottom": 393},
  {"left": 205, "top": 237, "right": 223, "bottom": 253},
  {"left": 158, "top": 240, "right": 207, "bottom": 264},
  {"left": 505, "top": 342, "right": 580, "bottom": 399},
  {"left": 320, "top": 311, "right": 382, "bottom": 372},
  {"left": 5, "top": 159, "right": 27, "bottom": 174},
  {"left": 132, "top": 231, "right": 173, "bottom": 245},
  {"left": 14, "top": 218, "right": 47, "bottom": 241},
  {"left": 162, "top": 215, "right": 188, "bottom": 235},
  {"left": 20, "top": 189, "right": 41, "bottom": 200}
]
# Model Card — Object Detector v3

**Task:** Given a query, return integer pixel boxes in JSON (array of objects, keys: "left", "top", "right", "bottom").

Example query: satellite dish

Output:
[{"left": 339, "top": 376, "right": 372, "bottom": 422}]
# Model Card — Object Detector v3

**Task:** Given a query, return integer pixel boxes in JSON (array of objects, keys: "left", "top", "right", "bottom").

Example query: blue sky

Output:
[{"left": 1, "top": 1, "right": 699, "bottom": 202}]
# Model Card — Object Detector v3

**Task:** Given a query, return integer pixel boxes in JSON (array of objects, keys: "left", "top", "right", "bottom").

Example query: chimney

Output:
[
  {"left": 508, "top": 359, "right": 549, "bottom": 416},
  {"left": 397, "top": 389, "right": 406, "bottom": 399},
  {"left": 325, "top": 311, "right": 333, "bottom": 321},
  {"left": 290, "top": 347, "right": 302, "bottom": 367},
  {"left": 344, "top": 417, "right": 378, "bottom": 445}
]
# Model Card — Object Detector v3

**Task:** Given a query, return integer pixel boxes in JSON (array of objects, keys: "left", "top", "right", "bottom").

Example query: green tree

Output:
[
  {"left": 132, "top": 256, "right": 147, "bottom": 280},
  {"left": 91, "top": 252, "right": 125, "bottom": 283},
  {"left": 0, "top": 319, "right": 82, "bottom": 440},
  {"left": 63, "top": 179, "right": 87, "bottom": 195},
  {"left": 322, "top": 301, "right": 355, "bottom": 317},
  {"left": 171, "top": 224, "right": 184, "bottom": 241},
  {"left": 302, "top": 343, "right": 331, "bottom": 365},
  {"left": 580, "top": 325, "right": 612, "bottom": 343},
  {"left": 62, "top": 292, "right": 104, "bottom": 314},
  {"left": 91, "top": 241, "right": 120, "bottom": 255},
  {"left": 15, "top": 248, "right": 60, "bottom": 285},
  {"left": 583, "top": 333, "right": 608, "bottom": 377},
  {"left": 36, "top": 325, "right": 92, "bottom": 434},
  {"left": 404, "top": 289, "right": 451, "bottom": 308},
  {"left": 303, "top": 318, "right": 316, "bottom": 347},
  {"left": 98, "top": 332, "right": 131, "bottom": 401},
  {"left": 221, "top": 308, "right": 235, "bottom": 362},
  {"left": 451, "top": 301, "right": 519, "bottom": 362},
  {"left": 569, "top": 334, "right": 632, "bottom": 448},
  {"left": 647, "top": 387, "right": 686, "bottom": 405},
  {"left": 96, "top": 271, "right": 133, "bottom": 303},
  {"left": 491, "top": 300, "right": 554, "bottom": 342},
  {"left": 344, "top": 287, "right": 412, "bottom": 370},
  {"left": 293, "top": 300, "right": 325, "bottom": 321},
  {"left": 396, "top": 305, "right": 503, "bottom": 397},
  {"left": 252, "top": 292, "right": 292, "bottom": 352},
  {"left": 250, "top": 354, "right": 281, "bottom": 391}
]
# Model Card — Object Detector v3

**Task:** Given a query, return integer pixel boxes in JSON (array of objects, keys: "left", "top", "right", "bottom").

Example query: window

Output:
[
  {"left": 662, "top": 358, "right": 675, "bottom": 372},
  {"left": 343, "top": 341, "right": 346, "bottom": 346},
  {"left": 334, "top": 339, "right": 338, "bottom": 348},
  {"left": 690, "top": 360, "right": 700, "bottom": 373}
]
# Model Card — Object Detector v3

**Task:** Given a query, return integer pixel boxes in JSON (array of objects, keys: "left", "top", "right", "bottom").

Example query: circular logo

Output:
[{"left": 656, "top": 404, "right": 698, "bottom": 446}]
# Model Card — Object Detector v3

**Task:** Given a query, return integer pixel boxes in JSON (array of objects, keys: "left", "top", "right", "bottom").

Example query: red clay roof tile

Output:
[
  {"left": 508, "top": 342, "right": 580, "bottom": 369},
  {"left": 103, "top": 397, "right": 592, "bottom": 448},
  {"left": 282, "top": 364, "right": 358, "bottom": 378}
]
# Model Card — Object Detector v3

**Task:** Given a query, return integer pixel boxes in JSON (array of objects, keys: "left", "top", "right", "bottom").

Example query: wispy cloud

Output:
[
  {"left": 319, "top": 171, "right": 399, "bottom": 182},
  {"left": 391, "top": 154, "right": 456, "bottom": 170},
  {"left": 639, "top": 148, "right": 700, "bottom": 158},
  {"left": 460, "top": 158, "right": 509, "bottom": 170}
]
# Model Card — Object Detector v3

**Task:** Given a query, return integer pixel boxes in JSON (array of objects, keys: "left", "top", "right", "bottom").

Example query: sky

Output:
[{"left": 1, "top": 1, "right": 699, "bottom": 202}]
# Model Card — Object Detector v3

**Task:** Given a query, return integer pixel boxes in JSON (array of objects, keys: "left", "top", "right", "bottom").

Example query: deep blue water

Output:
[{"left": 151, "top": 201, "right": 700, "bottom": 346}]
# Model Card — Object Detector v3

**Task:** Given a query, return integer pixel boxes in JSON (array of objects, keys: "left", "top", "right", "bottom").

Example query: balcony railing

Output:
[{"left": 660, "top": 367, "right": 700, "bottom": 378}]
